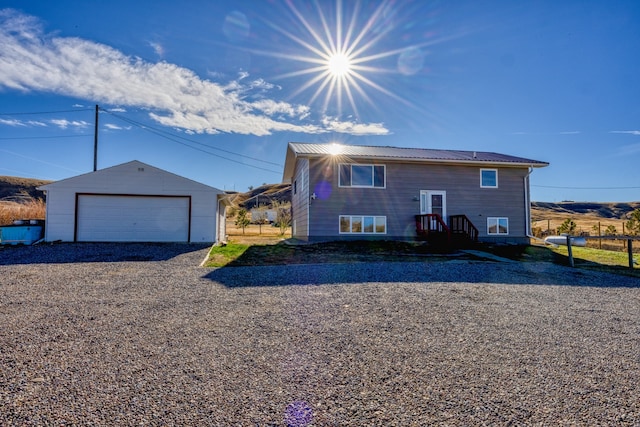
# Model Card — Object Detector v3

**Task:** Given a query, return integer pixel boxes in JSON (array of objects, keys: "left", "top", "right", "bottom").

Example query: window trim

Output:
[
  {"left": 338, "top": 163, "right": 386, "bottom": 188},
  {"left": 339, "top": 215, "right": 387, "bottom": 234},
  {"left": 487, "top": 217, "right": 509, "bottom": 235},
  {"left": 480, "top": 168, "right": 498, "bottom": 188}
]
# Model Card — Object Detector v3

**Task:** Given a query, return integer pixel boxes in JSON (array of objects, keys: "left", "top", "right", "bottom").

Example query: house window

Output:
[
  {"left": 480, "top": 169, "right": 498, "bottom": 188},
  {"left": 487, "top": 217, "right": 509, "bottom": 235},
  {"left": 339, "top": 164, "right": 385, "bottom": 188},
  {"left": 293, "top": 179, "right": 297, "bottom": 195},
  {"left": 339, "top": 215, "right": 387, "bottom": 234}
]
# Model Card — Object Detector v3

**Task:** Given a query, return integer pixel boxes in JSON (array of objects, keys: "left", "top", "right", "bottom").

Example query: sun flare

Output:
[
  {"left": 327, "top": 52, "right": 351, "bottom": 77},
  {"left": 259, "top": 0, "right": 437, "bottom": 118}
]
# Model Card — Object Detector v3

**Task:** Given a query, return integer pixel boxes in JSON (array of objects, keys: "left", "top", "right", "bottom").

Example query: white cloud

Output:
[
  {"left": 27, "top": 120, "right": 47, "bottom": 126},
  {"left": 50, "top": 119, "right": 90, "bottom": 129},
  {"left": 250, "top": 99, "right": 310, "bottom": 118},
  {"left": 0, "top": 118, "right": 27, "bottom": 126},
  {"left": 149, "top": 41, "right": 164, "bottom": 57},
  {"left": 0, "top": 9, "right": 390, "bottom": 136},
  {"left": 559, "top": 131, "right": 580, "bottom": 135},
  {"left": 610, "top": 130, "right": 640, "bottom": 136},
  {"left": 104, "top": 123, "right": 130, "bottom": 130},
  {"left": 106, "top": 107, "right": 127, "bottom": 113},
  {"left": 321, "top": 116, "right": 390, "bottom": 135}
]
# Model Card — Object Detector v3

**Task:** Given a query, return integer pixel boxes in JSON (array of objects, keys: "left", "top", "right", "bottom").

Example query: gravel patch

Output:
[{"left": 1, "top": 244, "right": 639, "bottom": 425}]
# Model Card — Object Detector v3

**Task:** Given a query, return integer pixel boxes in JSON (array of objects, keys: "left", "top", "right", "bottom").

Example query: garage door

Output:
[{"left": 76, "top": 195, "right": 190, "bottom": 242}]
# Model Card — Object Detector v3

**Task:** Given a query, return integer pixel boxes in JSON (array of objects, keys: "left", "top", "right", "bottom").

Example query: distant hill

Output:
[
  {"left": 226, "top": 183, "right": 291, "bottom": 209},
  {"left": 532, "top": 201, "right": 640, "bottom": 220},
  {"left": 0, "top": 176, "right": 51, "bottom": 201}
]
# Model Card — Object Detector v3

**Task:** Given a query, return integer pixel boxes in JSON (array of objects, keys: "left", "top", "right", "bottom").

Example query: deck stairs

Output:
[{"left": 415, "top": 214, "right": 478, "bottom": 249}]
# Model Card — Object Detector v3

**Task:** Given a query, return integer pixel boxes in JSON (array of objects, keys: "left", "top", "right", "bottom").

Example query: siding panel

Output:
[
  {"left": 307, "top": 158, "right": 529, "bottom": 242},
  {"left": 291, "top": 158, "right": 309, "bottom": 239}
]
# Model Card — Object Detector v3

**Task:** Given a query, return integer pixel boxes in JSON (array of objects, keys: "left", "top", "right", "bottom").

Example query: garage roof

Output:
[{"left": 38, "top": 160, "right": 222, "bottom": 193}]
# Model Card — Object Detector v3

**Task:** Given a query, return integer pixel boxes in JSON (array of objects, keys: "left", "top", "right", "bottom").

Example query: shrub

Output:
[
  {"left": 625, "top": 209, "right": 640, "bottom": 236},
  {"left": 273, "top": 200, "right": 292, "bottom": 236},
  {"left": 557, "top": 218, "right": 577, "bottom": 235},
  {"left": 234, "top": 208, "right": 250, "bottom": 234}
]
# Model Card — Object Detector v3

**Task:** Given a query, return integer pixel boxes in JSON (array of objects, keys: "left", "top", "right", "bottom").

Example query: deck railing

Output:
[
  {"left": 415, "top": 214, "right": 450, "bottom": 241},
  {"left": 449, "top": 214, "right": 479, "bottom": 242}
]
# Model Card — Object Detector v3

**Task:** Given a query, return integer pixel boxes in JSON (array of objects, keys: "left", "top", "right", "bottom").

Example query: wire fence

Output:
[{"left": 532, "top": 219, "right": 640, "bottom": 253}]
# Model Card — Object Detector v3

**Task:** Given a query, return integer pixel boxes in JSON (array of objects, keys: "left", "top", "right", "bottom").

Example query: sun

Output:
[
  {"left": 327, "top": 52, "right": 351, "bottom": 77},
  {"left": 255, "top": 0, "right": 440, "bottom": 118}
]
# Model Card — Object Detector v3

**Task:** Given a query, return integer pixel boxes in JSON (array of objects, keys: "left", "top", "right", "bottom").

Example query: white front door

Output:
[{"left": 420, "top": 190, "right": 447, "bottom": 222}]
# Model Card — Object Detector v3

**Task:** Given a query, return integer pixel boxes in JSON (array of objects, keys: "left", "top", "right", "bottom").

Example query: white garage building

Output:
[{"left": 38, "top": 161, "right": 226, "bottom": 243}]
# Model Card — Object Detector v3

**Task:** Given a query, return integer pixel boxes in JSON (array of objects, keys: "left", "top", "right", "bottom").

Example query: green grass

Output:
[
  {"left": 518, "top": 244, "right": 639, "bottom": 278},
  {"left": 204, "top": 240, "right": 640, "bottom": 278},
  {"left": 205, "top": 242, "right": 250, "bottom": 267}
]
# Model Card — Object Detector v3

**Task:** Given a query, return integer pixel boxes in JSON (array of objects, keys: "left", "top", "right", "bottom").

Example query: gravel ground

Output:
[{"left": 1, "top": 243, "right": 639, "bottom": 426}]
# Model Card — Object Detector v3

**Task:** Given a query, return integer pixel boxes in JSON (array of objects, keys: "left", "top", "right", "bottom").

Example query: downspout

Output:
[
  {"left": 524, "top": 166, "right": 543, "bottom": 243},
  {"left": 217, "top": 195, "right": 228, "bottom": 244}
]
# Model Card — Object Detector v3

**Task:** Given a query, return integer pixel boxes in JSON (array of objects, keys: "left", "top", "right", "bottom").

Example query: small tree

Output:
[
  {"left": 604, "top": 225, "right": 617, "bottom": 236},
  {"left": 625, "top": 208, "right": 640, "bottom": 236},
  {"left": 252, "top": 208, "right": 269, "bottom": 234},
  {"left": 273, "top": 201, "right": 292, "bottom": 236},
  {"left": 235, "top": 208, "right": 250, "bottom": 234},
  {"left": 557, "top": 218, "right": 577, "bottom": 235}
]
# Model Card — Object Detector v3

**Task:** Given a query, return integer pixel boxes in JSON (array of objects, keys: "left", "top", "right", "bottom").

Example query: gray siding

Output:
[
  {"left": 306, "top": 158, "right": 529, "bottom": 243},
  {"left": 291, "top": 158, "right": 309, "bottom": 239}
]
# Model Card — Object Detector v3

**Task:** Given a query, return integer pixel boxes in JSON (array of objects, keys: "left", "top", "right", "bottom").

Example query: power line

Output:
[
  {"left": 103, "top": 110, "right": 283, "bottom": 173},
  {"left": 0, "top": 108, "right": 93, "bottom": 115},
  {"left": 533, "top": 185, "right": 640, "bottom": 190},
  {"left": 0, "top": 134, "right": 91, "bottom": 140},
  {"left": 103, "top": 110, "right": 282, "bottom": 174},
  {"left": 105, "top": 110, "right": 283, "bottom": 167}
]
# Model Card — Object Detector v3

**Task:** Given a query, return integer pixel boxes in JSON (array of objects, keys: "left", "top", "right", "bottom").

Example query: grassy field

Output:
[
  {"left": 224, "top": 221, "right": 291, "bottom": 244},
  {"left": 0, "top": 199, "right": 46, "bottom": 226},
  {"left": 531, "top": 205, "right": 639, "bottom": 254}
]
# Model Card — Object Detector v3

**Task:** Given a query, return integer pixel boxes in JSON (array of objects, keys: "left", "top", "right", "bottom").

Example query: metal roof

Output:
[
  {"left": 283, "top": 142, "right": 548, "bottom": 181},
  {"left": 290, "top": 142, "right": 547, "bottom": 164}
]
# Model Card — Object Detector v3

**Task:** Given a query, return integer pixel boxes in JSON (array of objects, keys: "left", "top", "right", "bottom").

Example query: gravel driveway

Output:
[{"left": 1, "top": 243, "right": 639, "bottom": 426}]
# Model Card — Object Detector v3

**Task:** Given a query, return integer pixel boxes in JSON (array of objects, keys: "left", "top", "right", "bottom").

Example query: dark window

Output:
[
  {"left": 339, "top": 164, "right": 351, "bottom": 186},
  {"left": 339, "top": 164, "right": 385, "bottom": 188}
]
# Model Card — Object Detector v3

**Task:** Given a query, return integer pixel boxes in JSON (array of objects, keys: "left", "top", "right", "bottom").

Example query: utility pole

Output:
[{"left": 93, "top": 104, "right": 99, "bottom": 171}]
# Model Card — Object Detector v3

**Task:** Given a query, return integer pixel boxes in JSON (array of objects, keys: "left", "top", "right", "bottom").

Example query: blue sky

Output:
[{"left": 1, "top": 0, "right": 639, "bottom": 202}]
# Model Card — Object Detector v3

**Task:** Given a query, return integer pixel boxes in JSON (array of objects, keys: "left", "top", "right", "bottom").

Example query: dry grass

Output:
[
  {"left": 531, "top": 207, "right": 639, "bottom": 253},
  {"left": 225, "top": 221, "right": 290, "bottom": 245},
  {"left": 0, "top": 199, "right": 46, "bottom": 226}
]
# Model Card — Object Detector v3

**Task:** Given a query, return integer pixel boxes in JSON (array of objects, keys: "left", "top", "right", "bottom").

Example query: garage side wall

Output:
[{"left": 43, "top": 187, "right": 77, "bottom": 242}]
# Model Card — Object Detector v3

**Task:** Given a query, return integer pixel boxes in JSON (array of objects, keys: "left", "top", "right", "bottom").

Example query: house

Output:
[
  {"left": 38, "top": 160, "right": 227, "bottom": 243},
  {"left": 250, "top": 207, "right": 278, "bottom": 223},
  {"left": 282, "top": 142, "right": 549, "bottom": 245}
]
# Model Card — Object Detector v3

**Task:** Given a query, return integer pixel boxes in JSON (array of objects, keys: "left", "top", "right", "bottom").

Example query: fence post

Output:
[
  {"left": 629, "top": 239, "right": 634, "bottom": 269},
  {"left": 567, "top": 236, "right": 574, "bottom": 267},
  {"left": 598, "top": 222, "right": 602, "bottom": 249}
]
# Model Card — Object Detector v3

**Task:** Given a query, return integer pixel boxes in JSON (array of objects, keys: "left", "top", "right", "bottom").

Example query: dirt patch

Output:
[{"left": 225, "top": 240, "right": 467, "bottom": 266}]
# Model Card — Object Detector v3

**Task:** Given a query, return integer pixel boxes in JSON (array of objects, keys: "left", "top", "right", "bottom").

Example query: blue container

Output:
[{"left": 0, "top": 225, "right": 44, "bottom": 245}]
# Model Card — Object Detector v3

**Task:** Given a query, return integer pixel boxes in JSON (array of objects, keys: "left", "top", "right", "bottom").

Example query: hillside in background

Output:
[
  {"left": 531, "top": 201, "right": 640, "bottom": 221},
  {"left": 0, "top": 176, "right": 51, "bottom": 201},
  {"left": 226, "top": 183, "right": 291, "bottom": 210}
]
